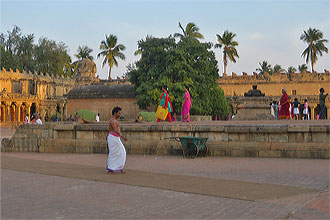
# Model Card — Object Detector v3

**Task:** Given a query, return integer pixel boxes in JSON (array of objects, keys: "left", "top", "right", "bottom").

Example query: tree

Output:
[
  {"left": 34, "top": 38, "right": 71, "bottom": 76},
  {"left": 287, "top": 66, "right": 297, "bottom": 74},
  {"left": 1, "top": 26, "right": 71, "bottom": 76},
  {"left": 271, "top": 64, "right": 285, "bottom": 74},
  {"left": 174, "top": 22, "right": 204, "bottom": 42},
  {"left": 298, "top": 64, "right": 308, "bottom": 72},
  {"left": 214, "top": 30, "right": 239, "bottom": 76},
  {"left": 128, "top": 36, "right": 230, "bottom": 118},
  {"left": 256, "top": 61, "right": 271, "bottom": 75},
  {"left": 300, "top": 27, "right": 328, "bottom": 72},
  {"left": 74, "top": 45, "right": 94, "bottom": 60},
  {"left": 97, "top": 34, "right": 125, "bottom": 80}
]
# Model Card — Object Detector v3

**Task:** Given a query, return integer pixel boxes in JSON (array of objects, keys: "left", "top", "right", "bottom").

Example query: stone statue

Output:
[{"left": 244, "top": 85, "right": 265, "bottom": 97}]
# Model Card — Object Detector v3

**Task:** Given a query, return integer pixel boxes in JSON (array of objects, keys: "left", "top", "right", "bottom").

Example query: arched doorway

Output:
[
  {"left": 1, "top": 103, "right": 6, "bottom": 122},
  {"left": 30, "top": 103, "right": 37, "bottom": 117},
  {"left": 20, "top": 104, "right": 28, "bottom": 121},
  {"left": 10, "top": 103, "right": 16, "bottom": 121}
]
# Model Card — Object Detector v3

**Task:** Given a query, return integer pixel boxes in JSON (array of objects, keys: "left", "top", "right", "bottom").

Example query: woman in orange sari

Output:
[{"left": 278, "top": 88, "right": 291, "bottom": 119}]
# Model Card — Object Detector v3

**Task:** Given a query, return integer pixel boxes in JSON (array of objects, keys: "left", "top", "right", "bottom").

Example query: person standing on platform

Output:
[
  {"left": 181, "top": 86, "right": 191, "bottom": 122},
  {"left": 293, "top": 98, "right": 300, "bottom": 120},
  {"left": 96, "top": 113, "right": 100, "bottom": 122},
  {"left": 157, "top": 87, "right": 173, "bottom": 122},
  {"left": 319, "top": 88, "right": 328, "bottom": 119},
  {"left": 278, "top": 88, "right": 291, "bottom": 120},
  {"left": 106, "top": 107, "right": 127, "bottom": 173}
]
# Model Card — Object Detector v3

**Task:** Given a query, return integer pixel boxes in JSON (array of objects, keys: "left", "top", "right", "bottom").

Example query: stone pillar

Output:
[
  {"left": 311, "top": 107, "right": 315, "bottom": 120},
  {"left": 4, "top": 103, "right": 10, "bottom": 122},
  {"left": 16, "top": 102, "right": 22, "bottom": 122},
  {"left": 26, "top": 103, "right": 31, "bottom": 120}
]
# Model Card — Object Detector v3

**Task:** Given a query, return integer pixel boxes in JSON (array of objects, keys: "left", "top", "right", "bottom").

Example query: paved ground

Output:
[
  {"left": 1, "top": 125, "right": 329, "bottom": 219},
  {"left": 1, "top": 152, "right": 329, "bottom": 219}
]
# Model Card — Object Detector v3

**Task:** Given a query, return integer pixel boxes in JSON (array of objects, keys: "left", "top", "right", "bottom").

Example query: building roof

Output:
[{"left": 66, "top": 84, "right": 135, "bottom": 99}]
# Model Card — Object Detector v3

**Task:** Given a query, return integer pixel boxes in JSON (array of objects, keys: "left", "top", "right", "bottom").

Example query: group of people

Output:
[
  {"left": 156, "top": 86, "right": 191, "bottom": 122},
  {"left": 276, "top": 88, "right": 328, "bottom": 120},
  {"left": 24, "top": 113, "right": 44, "bottom": 124}
]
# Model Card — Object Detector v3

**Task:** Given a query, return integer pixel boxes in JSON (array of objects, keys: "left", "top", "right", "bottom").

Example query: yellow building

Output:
[
  {"left": 0, "top": 59, "right": 99, "bottom": 125},
  {"left": 218, "top": 71, "right": 330, "bottom": 119}
]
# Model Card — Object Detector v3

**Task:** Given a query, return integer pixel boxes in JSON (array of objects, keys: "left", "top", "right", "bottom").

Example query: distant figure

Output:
[
  {"left": 68, "top": 115, "right": 73, "bottom": 121},
  {"left": 303, "top": 99, "right": 309, "bottom": 120},
  {"left": 55, "top": 113, "right": 59, "bottom": 122},
  {"left": 271, "top": 101, "right": 278, "bottom": 119},
  {"left": 293, "top": 98, "right": 300, "bottom": 120},
  {"left": 24, "top": 114, "right": 30, "bottom": 124},
  {"left": 44, "top": 113, "right": 49, "bottom": 122},
  {"left": 30, "top": 113, "right": 38, "bottom": 124},
  {"left": 107, "top": 107, "right": 127, "bottom": 173},
  {"left": 319, "top": 88, "right": 328, "bottom": 119},
  {"left": 74, "top": 112, "right": 79, "bottom": 122},
  {"left": 172, "top": 112, "right": 176, "bottom": 122},
  {"left": 36, "top": 114, "right": 43, "bottom": 124},
  {"left": 278, "top": 88, "right": 290, "bottom": 119},
  {"left": 157, "top": 86, "right": 173, "bottom": 122},
  {"left": 96, "top": 113, "right": 100, "bottom": 122},
  {"left": 181, "top": 86, "right": 191, "bottom": 122}
]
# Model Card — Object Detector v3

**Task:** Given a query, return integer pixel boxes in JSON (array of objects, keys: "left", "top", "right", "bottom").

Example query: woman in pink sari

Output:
[{"left": 181, "top": 86, "right": 191, "bottom": 122}]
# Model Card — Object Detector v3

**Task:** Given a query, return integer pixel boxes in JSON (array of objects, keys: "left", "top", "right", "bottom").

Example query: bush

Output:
[
  {"left": 137, "top": 112, "right": 157, "bottom": 122},
  {"left": 76, "top": 109, "right": 96, "bottom": 121},
  {"left": 51, "top": 112, "right": 62, "bottom": 121}
]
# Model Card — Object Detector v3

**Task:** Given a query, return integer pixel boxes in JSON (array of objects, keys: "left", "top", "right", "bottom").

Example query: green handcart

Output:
[{"left": 174, "top": 136, "right": 208, "bottom": 159}]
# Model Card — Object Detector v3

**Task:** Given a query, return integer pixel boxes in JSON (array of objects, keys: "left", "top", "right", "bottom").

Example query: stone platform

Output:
[{"left": 1, "top": 120, "right": 329, "bottom": 159}]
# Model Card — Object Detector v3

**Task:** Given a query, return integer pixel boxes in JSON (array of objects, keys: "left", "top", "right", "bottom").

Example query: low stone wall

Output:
[{"left": 1, "top": 121, "right": 329, "bottom": 159}]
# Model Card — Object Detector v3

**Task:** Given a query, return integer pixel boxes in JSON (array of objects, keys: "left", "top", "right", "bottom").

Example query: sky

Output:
[{"left": 1, "top": 0, "right": 329, "bottom": 79}]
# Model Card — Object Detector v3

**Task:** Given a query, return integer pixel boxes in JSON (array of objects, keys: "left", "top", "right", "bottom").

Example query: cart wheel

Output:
[
  {"left": 182, "top": 145, "right": 189, "bottom": 158},
  {"left": 188, "top": 143, "right": 199, "bottom": 159}
]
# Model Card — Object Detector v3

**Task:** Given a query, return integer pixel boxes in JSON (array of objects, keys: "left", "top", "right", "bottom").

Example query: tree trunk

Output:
[
  {"left": 311, "top": 62, "right": 314, "bottom": 73},
  {"left": 108, "top": 66, "right": 112, "bottom": 80},
  {"left": 223, "top": 52, "right": 227, "bottom": 75}
]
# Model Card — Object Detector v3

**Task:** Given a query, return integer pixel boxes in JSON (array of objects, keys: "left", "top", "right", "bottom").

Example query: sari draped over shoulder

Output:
[
  {"left": 159, "top": 91, "right": 172, "bottom": 113},
  {"left": 181, "top": 91, "right": 191, "bottom": 122},
  {"left": 278, "top": 92, "right": 290, "bottom": 119}
]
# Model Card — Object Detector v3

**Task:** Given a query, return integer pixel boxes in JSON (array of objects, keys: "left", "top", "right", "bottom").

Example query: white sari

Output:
[{"left": 106, "top": 133, "right": 126, "bottom": 172}]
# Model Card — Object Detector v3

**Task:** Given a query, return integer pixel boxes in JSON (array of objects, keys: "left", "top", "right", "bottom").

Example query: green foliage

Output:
[
  {"left": 0, "top": 25, "right": 72, "bottom": 77},
  {"left": 300, "top": 27, "right": 328, "bottom": 72},
  {"left": 128, "top": 36, "right": 231, "bottom": 118},
  {"left": 74, "top": 45, "right": 94, "bottom": 60},
  {"left": 97, "top": 34, "right": 126, "bottom": 80},
  {"left": 76, "top": 109, "right": 96, "bottom": 121},
  {"left": 51, "top": 113, "right": 62, "bottom": 121},
  {"left": 137, "top": 112, "right": 157, "bottom": 122}
]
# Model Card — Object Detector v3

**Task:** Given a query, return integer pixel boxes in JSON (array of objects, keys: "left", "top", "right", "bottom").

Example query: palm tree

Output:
[
  {"left": 287, "top": 66, "right": 297, "bottom": 74},
  {"left": 214, "top": 30, "right": 239, "bottom": 75},
  {"left": 298, "top": 64, "right": 308, "bottom": 72},
  {"left": 97, "top": 34, "right": 125, "bottom": 80},
  {"left": 256, "top": 61, "right": 271, "bottom": 75},
  {"left": 174, "top": 22, "right": 204, "bottom": 41},
  {"left": 74, "top": 46, "right": 94, "bottom": 60},
  {"left": 271, "top": 64, "right": 285, "bottom": 74},
  {"left": 300, "top": 28, "right": 328, "bottom": 72}
]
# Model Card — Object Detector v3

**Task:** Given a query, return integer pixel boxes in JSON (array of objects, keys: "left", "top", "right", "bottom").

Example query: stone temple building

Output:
[
  {"left": 1, "top": 57, "right": 329, "bottom": 124},
  {"left": 219, "top": 71, "right": 330, "bottom": 120},
  {"left": 0, "top": 59, "right": 99, "bottom": 124}
]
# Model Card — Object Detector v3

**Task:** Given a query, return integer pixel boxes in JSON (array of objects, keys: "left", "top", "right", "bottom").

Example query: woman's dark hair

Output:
[
  {"left": 304, "top": 99, "right": 307, "bottom": 102},
  {"left": 294, "top": 98, "right": 298, "bottom": 101},
  {"left": 320, "top": 88, "right": 324, "bottom": 93},
  {"left": 112, "top": 107, "right": 122, "bottom": 115},
  {"left": 184, "top": 86, "right": 190, "bottom": 92}
]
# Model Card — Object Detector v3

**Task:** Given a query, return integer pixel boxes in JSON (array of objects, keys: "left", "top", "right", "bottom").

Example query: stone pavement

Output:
[{"left": 1, "top": 152, "right": 329, "bottom": 219}]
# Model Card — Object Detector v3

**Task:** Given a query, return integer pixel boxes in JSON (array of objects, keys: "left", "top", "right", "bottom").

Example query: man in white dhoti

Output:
[{"left": 106, "top": 107, "right": 127, "bottom": 173}]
